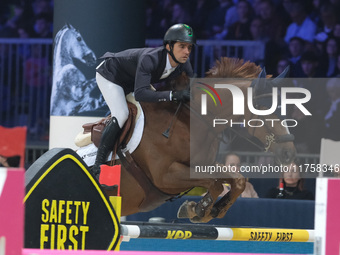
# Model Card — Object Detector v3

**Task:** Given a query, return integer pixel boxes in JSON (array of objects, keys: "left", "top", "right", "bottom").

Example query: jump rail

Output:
[{"left": 120, "top": 222, "right": 314, "bottom": 243}]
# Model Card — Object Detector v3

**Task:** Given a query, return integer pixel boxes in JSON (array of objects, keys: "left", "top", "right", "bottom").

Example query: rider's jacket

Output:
[{"left": 96, "top": 46, "right": 193, "bottom": 102}]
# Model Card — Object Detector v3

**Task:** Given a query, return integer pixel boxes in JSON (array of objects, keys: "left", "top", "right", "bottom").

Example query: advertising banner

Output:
[{"left": 50, "top": 0, "right": 145, "bottom": 149}]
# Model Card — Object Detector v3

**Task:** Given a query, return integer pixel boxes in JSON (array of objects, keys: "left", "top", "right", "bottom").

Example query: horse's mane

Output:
[
  {"left": 165, "top": 57, "right": 265, "bottom": 91},
  {"left": 54, "top": 25, "right": 69, "bottom": 49},
  {"left": 205, "top": 57, "right": 262, "bottom": 79},
  {"left": 53, "top": 24, "right": 78, "bottom": 53}
]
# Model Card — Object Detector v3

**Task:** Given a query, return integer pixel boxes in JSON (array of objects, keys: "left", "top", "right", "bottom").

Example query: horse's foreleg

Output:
[
  {"left": 210, "top": 173, "right": 246, "bottom": 219},
  {"left": 186, "top": 180, "right": 226, "bottom": 223},
  {"left": 159, "top": 162, "right": 218, "bottom": 221}
]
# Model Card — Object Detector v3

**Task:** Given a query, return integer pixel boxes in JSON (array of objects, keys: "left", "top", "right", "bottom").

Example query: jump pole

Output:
[{"left": 121, "top": 222, "right": 314, "bottom": 243}]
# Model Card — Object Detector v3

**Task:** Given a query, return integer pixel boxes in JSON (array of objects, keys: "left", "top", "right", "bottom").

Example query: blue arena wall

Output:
[{"left": 126, "top": 197, "right": 315, "bottom": 229}]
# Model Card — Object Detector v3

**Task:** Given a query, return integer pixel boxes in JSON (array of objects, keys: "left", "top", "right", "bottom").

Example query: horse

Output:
[
  {"left": 95, "top": 57, "right": 296, "bottom": 223},
  {"left": 50, "top": 23, "right": 105, "bottom": 116}
]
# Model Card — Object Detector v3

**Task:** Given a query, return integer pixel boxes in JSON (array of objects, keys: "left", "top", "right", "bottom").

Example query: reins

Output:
[{"left": 162, "top": 102, "right": 183, "bottom": 138}]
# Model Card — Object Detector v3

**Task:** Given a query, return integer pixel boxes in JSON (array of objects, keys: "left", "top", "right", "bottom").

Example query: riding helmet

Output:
[{"left": 163, "top": 24, "right": 196, "bottom": 46}]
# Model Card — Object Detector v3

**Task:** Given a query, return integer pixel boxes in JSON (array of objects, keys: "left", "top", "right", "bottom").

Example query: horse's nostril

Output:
[{"left": 83, "top": 53, "right": 96, "bottom": 66}]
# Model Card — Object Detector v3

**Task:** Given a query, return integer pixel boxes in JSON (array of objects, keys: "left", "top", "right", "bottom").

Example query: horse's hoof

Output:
[
  {"left": 189, "top": 216, "right": 202, "bottom": 223},
  {"left": 177, "top": 200, "right": 189, "bottom": 218},
  {"left": 210, "top": 207, "right": 219, "bottom": 218}
]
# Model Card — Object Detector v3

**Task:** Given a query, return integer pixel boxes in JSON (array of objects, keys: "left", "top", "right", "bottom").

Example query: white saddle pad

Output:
[{"left": 76, "top": 97, "right": 144, "bottom": 167}]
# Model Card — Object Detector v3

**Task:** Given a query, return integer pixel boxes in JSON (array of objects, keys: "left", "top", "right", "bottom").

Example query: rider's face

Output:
[{"left": 167, "top": 42, "right": 193, "bottom": 66}]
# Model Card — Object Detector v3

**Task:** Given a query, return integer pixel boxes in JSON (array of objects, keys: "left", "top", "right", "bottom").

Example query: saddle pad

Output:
[{"left": 76, "top": 99, "right": 144, "bottom": 167}]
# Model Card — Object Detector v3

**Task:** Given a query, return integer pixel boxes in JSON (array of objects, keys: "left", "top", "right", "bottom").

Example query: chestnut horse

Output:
[{"left": 102, "top": 58, "right": 296, "bottom": 223}]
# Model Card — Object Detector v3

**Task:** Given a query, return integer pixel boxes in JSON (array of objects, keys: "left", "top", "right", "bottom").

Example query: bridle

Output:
[
  {"left": 248, "top": 92, "right": 295, "bottom": 151},
  {"left": 183, "top": 92, "right": 294, "bottom": 152}
]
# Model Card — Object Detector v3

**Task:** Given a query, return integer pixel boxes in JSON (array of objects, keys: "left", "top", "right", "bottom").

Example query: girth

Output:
[{"left": 117, "top": 149, "right": 174, "bottom": 212}]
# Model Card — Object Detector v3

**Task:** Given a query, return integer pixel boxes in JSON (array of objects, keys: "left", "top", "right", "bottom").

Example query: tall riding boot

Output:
[{"left": 92, "top": 117, "right": 121, "bottom": 180}]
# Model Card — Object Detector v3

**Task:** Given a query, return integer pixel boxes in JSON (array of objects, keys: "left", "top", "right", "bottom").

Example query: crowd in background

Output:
[
  {"left": 0, "top": 0, "right": 53, "bottom": 38},
  {"left": 0, "top": 0, "right": 339, "bottom": 152},
  {"left": 146, "top": 0, "right": 340, "bottom": 154},
  {"left": 146, "top": 0, "right": 340, "bottom": 74}
]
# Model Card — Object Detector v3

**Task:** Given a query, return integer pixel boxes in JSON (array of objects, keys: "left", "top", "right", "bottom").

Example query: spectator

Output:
[
  {"left": 309, "top": 0, "right": 324, "bottom": 25},
  {"left": 191, "top": 0, "right": 215, "bottom": 39},
  {"left": 284, "top": 0, "right": 317, "bottom": 44},
  {"left": 220, "top": 152, "right": 259, "bottom": 198},
  {"left": 0, "top": 3, "right": 30, "bottom": 37},
  {"left": 287, "top": 36, "right": 305, "bottom": 77},
  {"left": 205, "top": 0, "right": 234, "bottom": 39},
  {"left": 320, "top": 37, "right": 340, "bottom": 77},
  {"left": 205, "top": 0, "right": 233, "bottom": 39},
  {"left": 170, "top": 3, "right": 191, "bottom": 25},
  {"left": 31, "top": 0, "right": 53, "bottom": 18},
  {"left": 323, "top": 78, "right": 340, "bottom": 140},
  {"left": 266, "top": 161, "right": 315, "bottom": 200},
  {"left": 249, "top": 17, "right": 266, "bottom": 41},
  {"left": 153, "top": 0, "right": 174, "bottom": 38},
  {"left": 258, "top": 0, "right": 286, "bottom": 42},
  {"left": 314, "top": 3, "right": 337, "bottom": 43},
  {"left": 225, "top": 0, "right": 254, "bottom": 40},
  {"left": 222, "top": 4, "right": 238, "bottom": 35},
  {"left": 298, "top": 50, "right": 322, "bottom": 78},
  {"left": 252, "top": 0, "right": 263, "bottom": 17},
  {"left": 244, "top": 17, "right": 267, "bottom": 64},
  {"left": 275, "top": 57, "right": 291, "bottom": 77},
  {"left": 32, "top": 13, "right": 52, "bottom": 38}
]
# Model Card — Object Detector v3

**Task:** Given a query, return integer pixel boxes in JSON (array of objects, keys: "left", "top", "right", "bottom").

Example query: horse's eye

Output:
[{"left": 77, "top": 36, "right": 82, "bottom": 41}]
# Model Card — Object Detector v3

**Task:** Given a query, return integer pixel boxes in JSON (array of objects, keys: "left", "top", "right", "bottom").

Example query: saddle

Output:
[
  {"left": 82, "top": 102, "right": 137, "bottom": 152},
  {"left": 80, "top": 101, "right": 174, "bottom": 210}
]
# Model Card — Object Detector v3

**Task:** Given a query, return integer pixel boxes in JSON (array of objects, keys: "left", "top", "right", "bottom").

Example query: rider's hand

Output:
[{"left": 171, "top": 90, "right": 191, "bottom": 102}]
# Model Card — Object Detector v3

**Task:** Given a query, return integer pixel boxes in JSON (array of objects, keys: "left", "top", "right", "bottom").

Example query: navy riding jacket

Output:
[{"left": 96, "top": 46, "right": 194, "bottom": 102}]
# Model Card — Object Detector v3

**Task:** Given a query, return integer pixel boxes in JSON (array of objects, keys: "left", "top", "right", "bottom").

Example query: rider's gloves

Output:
[{"left": 171, "top": 90, "right": 191, "bottom": 102}]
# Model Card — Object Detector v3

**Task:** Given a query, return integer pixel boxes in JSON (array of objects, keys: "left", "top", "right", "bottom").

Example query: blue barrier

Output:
[{"left": 126, "top": 197, "right": 315, "bottom": 229}]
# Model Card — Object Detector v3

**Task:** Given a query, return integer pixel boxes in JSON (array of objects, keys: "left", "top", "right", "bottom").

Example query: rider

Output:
[{"left": 93, "top": 24, "right": 196, "bottom": 179}]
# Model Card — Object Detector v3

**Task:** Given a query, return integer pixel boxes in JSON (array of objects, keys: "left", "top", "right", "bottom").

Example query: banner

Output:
[{"left": 50, "top": 0, "right": 145, "bottom": 149}]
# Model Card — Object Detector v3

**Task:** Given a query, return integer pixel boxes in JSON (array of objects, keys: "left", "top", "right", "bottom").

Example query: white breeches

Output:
[{"left": 96, "top": 73, "right": 128, "bottom": 128}]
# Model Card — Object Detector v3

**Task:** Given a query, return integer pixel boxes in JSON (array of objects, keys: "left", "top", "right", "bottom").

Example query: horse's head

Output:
[
  {"left": 245, "top": 67, "right": 296, "bottom": 165},
  {"left": 63, "top": 23, "right": 96, "bottom": 66},
  {"left": 197, "top": 57, "right": 296, "bottom": 165}
]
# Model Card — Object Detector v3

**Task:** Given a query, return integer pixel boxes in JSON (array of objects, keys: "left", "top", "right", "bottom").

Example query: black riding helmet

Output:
[{"left": 163, "top": 24, "right": 196, "bottom": 64}]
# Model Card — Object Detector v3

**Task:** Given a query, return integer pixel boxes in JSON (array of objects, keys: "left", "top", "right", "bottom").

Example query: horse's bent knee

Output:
[{"left": 236, "top": 176, "right": 246, "bottom": 193}]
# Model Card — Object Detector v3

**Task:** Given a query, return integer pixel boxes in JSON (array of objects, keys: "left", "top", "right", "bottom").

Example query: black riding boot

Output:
[{"left": 92, "top": 117, "right": 121, "bottom": 180}]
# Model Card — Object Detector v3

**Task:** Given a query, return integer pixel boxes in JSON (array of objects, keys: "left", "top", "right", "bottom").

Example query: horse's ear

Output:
[
  {"left": 66, "top": 23, "right": 72, "bottom": 29},
  {"left": 260, "top": 67, "right": 266, "bottom": 78},
  {"left": 272, "top": 66, "right": 290, "bottom": 87},
  {"left": 251, "top": 68, "right": 267, "bottom": 90}
]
